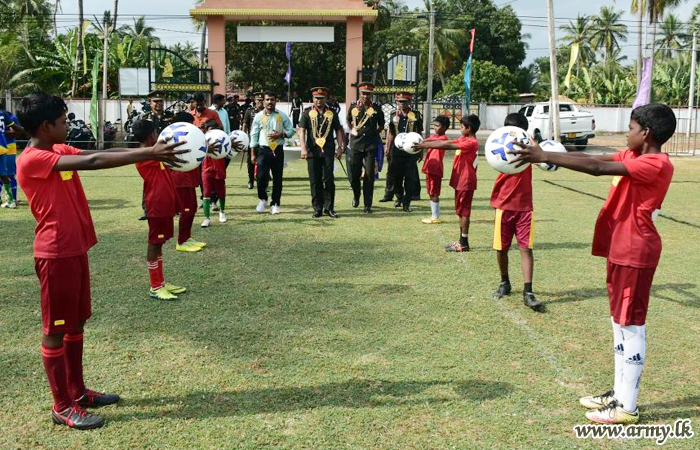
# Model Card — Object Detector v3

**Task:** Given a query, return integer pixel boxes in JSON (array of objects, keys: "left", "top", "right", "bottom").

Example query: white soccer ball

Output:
[
  {"left": 229, "top": 130, "right": 250, "bottom": 153},
  {"left": 402, "top": 132, "right": 424, "bottom": 155},
  {"left": 205, "top": 129, "right": 231, "bottom": 160},
  {"left": 537, "top": 140, "right": 567, "bottom": 171},
  {"left": 158, "top": 122, "right": 206, "bottom": 173},
  {"left": 394, "top": 133, "right": 408, "bottom": 151},
  {"left": 484, "top": 126, "right": 530, "bottom": 174}
]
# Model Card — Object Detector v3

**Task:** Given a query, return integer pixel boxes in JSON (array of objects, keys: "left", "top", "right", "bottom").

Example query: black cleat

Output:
[
  {"left": 52, "top": 404, "right": 105, "bottom": 430},
  {"left": 364, "top": 206, "right": 372, "bottom": 214},
  {"left": 378, "top": 196, "right": 392, "bottom": 203},
  {"left": 312, "top": 210, "right": 323, "bottom": 218},
  {"left": 403, "top": 204, "right": 412, "bottom": 213},
  {"left": 524, "top": 292, "right": 545, "bottom": 312},
  {"left": 352, "top": 198, "right": 359, "bottom": 208},
  {"left": 324, "top": 209, "right": 339, "bottom": 218},
  {"left": 394, "top": 200, "right": 402, "bottom": 208},
  {"left": 75, "top": 389, "right": 120, "bottom": 408},
  {"left": 493, "top": 281, "right": 512, "bottom": 300},
  {"left": 247, "top": 182, "right": 254, "bottom": 189}
]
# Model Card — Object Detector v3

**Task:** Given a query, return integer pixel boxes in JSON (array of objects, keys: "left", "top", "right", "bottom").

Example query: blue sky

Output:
[{"left": 58, "top": 1, "right": 697, "bottom": 65}]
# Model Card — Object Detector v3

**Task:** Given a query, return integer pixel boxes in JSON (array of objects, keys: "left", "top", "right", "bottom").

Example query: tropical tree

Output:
[
  {"left": 15, "top": 0, "right": 52, "bottom": 64},
  {"left": 590, "top": 6, "right": 628, "bottom": 64},
  {"left": 655, "top": 13, "right": 683, "bottom": 58},
  {"left": 122, "top": 16, "right": 156, "bottom": 40},
  {"left": 559, "top": 15, "right": 596, "bottom": 71}
]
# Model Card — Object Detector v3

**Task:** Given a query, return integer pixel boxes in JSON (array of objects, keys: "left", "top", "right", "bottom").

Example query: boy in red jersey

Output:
[
  {"left": 511, "top": 104, "right": 676, "bottom": 424},
  {"left": 170, "top": 111, "right": 206, "bottom": 253},
  {"left": 417, "top": 115, "right": 450, "bottom": 224},
  {"left": 132, "top": 119, "right": 189, "bottom": 300},
  {"left": 490, "top": 113, "right": 542, "bottom": 312},
  {"left": 16, "top": 93, "right": 184, "bottom": 429},
  {"left": 190, "top": 93, "right": 226, "bottom": 227},
  {"left": 416, "top": 115, "right": 481, "bottom": 253}
]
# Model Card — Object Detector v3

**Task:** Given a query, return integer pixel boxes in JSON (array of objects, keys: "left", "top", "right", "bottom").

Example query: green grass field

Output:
[{"left": 1, "top": 153, "right": 699, "bottom": 449}]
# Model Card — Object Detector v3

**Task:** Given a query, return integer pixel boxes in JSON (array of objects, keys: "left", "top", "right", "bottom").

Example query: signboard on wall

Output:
[
  {"left": 119, "top": 68, "right": 155, "bottom": 96},
  {"left": 237, "top": 26, "right": 334, "bottom": 43},
  {"left": 387, "top": 54, "right": 417, "bottom": 83}
]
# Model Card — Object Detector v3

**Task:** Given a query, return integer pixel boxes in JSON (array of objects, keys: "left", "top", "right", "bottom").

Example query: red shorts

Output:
[
  {"left": 35, "top": 254, "right": 92, "bottom": 335},
  {"left": 426, "top": 174, "right": 442, "bottom": 197},
  {"left": 607, "top": 261, "right": 655, "bottom": 326},
  {"left": 177, "top": 187, "right": 197, "bottom": 217},
  {"left": 203, "top": 175, "right": 226, "bottom": 199},
  {"left": 148, "top": 217, "right": 174, "bottom": 245},
  {"left": 454, "top": 190, "right": 474, "bottom": 217},
  {"left": 493, "top": 209, "right": 533, "bottom": 251}
]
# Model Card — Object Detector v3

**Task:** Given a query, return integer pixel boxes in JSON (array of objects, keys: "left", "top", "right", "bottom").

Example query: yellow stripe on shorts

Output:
[
  {"left": 528, "top": 212, "right": 535, "bottom": 249},
  {"left": 493, "top": 209, "right": 503, "bottom": 250}
]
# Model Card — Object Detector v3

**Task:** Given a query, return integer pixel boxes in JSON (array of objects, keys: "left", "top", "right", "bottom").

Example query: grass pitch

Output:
[{"left": 1, "top": 153, "right": 699, "bottom": 449}]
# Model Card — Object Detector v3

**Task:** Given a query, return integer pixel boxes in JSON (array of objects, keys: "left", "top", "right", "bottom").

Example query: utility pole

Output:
[
  {"left": 423, "top": 0, "right": 436, "bottom": 136},
  {"left": 636, "top": 6, "right": 643, "bottom": 85},
  {"left": 546, "top": 0, "right": 560, "bottom": 140},
  {"left": 100, "top": 1, "right": 118, "bottom": 149},
  {"left": 688, "top": 32, "right": 697, "bottom": 139}
]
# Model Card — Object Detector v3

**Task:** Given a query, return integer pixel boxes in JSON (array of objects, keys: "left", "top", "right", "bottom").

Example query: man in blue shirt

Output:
[
  {"left": 0, "top": 107, "right": 22, "bottom": 208},
  {"left": 250, "top": 91, "right": 295, "bottom": 215}
]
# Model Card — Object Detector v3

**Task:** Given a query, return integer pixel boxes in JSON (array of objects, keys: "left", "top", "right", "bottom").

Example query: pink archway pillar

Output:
[{"left": 206, "top": 15, "right": 363, "bottom": 106}]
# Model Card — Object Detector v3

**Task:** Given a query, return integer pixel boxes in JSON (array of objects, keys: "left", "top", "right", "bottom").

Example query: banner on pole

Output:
[
  {"left": 284, "top": 42, "right": 292, "bottom": 85},
  {"left": 464, "top": 29, "right": 476, "bottom": 106},
  {"left": 632, "top": 57, "right": 652, "bottom": 109},
  {"left": 564, "top": 43, "right": 579, "bottom": 89}
]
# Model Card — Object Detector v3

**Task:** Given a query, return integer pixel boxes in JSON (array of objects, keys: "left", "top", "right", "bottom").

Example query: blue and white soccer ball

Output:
[
  {"left": 394, "top": 132, "right": 408, "bottom": 151},
  {"left": 229, "top": 130, "right": 250, "bottom": 153},
  {"left": 205, "top": 129, "right": 231, "bottom": 160},
  {"left": 402, "top": 132, "right": 424, "bottom": 154},
  {"left": 537, "top": 140, "right": 567, "bottom": 171},
  {"left": 484, "top": 126, "right": 530, "bottom": 174},
  {"left": 158, "top": 122, "right": 206, "bottom": 173}
]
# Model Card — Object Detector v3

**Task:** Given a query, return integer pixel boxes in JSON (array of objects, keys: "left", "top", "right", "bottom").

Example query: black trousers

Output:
[
  {"left": 384, "top": 151, "right": 395, "bottom": 199},
  {"left": 307, "top": 153, "right": 336, "bottom": 212},
  {"left": 257, "top": 146, "right": 284, "bottom": 206},
  {"left": 390, "top": 154, "right": 419, "bottom": 205},
  {"left": 350, "top": 149, "right": 376, "bottom": 207},
  {"left": 292, "top": 110, "right": 301, "bottom": 128},
  {"left": 247, "top": 148, "right": 256, "bottom": 184}
]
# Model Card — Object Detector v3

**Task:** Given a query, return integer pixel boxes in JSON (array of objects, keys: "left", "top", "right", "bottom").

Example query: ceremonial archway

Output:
[{"left": 190, "top": 0, "right": 378, "bottom": 107}]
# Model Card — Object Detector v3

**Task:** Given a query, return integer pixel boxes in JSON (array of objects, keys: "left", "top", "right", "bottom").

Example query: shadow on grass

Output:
[
  {"left": 541, "top": 283, "right": 699, "bottom": 308},
  {"left": 87, "top": 198, "right": 130, "bottom": 210},
  {"left": 110, "top": 378, "right": 513, "bottom": 421},
  {"left": 642, "top": 395, "right": 700, "bottom": 420},
  {"left": 535, "top": 242, "right": 590, "bottom": 251}
]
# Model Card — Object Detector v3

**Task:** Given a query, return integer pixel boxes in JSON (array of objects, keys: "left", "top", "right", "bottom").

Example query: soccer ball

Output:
[
  {"left": 158, "top": 122, "right": 206, "bottom": 173},
  {"left": 402, "top": 132, "right": 424, "bottom": 154},
  {"left": 229, "top": 130, "right": 250, "bottom": 153},
  {"left": 537, "top": 140, "right": 567, "bottom": 171},
  {"left": 205, "top": 129, "right": 231, "bottom": 160},
  {"left": 484, "top": 126, "right": 530, "bottom": 174},
  {"left": 394, "top": 133, "right": 408, "bottom": 151}
]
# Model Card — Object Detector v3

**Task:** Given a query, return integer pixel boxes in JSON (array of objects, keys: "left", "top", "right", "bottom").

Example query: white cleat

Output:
[
  {"left": 270, "top": 205, "right": 280, "bottom": 215},
  {"left": 201, "top": 218, "right": 211, "bottom": 228},
  {"left": 219, "top": 211, "right": 228, "bottom": 223},
  {"left": 256, "top": 199, "right": 268, "bottom": 213}
]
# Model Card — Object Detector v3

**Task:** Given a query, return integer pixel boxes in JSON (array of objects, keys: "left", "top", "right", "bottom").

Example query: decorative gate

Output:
[{"left": 148, "top": 47, "right": 215, "bottom": 97}]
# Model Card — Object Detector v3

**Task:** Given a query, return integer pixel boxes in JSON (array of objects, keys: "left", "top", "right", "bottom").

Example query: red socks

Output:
[
  {"left": 41, "top": 345, "right": 72, "bottom": 411},
  {"left": 148, "top": 258, "right": 164, "bottom": 290},
  {"left": 63, "top": 333, "right": 86, "bottom": 400}
]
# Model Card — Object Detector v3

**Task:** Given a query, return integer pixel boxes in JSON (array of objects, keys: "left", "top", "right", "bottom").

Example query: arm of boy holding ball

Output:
[{"left": 510, "top": 140, "right": 629, "bottom": 177}]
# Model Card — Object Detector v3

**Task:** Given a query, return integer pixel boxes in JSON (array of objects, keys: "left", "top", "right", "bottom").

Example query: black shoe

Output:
[
  {"left": 524, "top": 292, "right": 545, "bottom": 312},
  {"left": 138, "top": 214, "right": 147, "bottom": 221},
  {"left": 313, "top": 210, "right": 323, "bottom": 218},
  {"left": 52, "top": 404, "right": 105, "bottom": 430},
  {"left": 411, "top": 196, "right": 420, "bottom": 201},
  {"left": 378, "top": 196, "right": 392, "bottom": 203},
  {"left": 364, "top": 206, "right": 372, "bottom": 214},
  {"left": 493, "top": 281, "right": 512, "bottom": 300},
  {"left": 324, "top": 209, "right": 339, "bottom": 218},
  {"left": 394, "top": 200, "right": 402, "bottom": 208},
  {"left": 75, "top": 389, "right": 120, "bottom": 408},
  {"left": 247, "top": 182, "right": 254, "bottom": 189},
  {"left": 403, "top": 204, "right": 412, "bottom": 213},
  {"left": 352, "top": 198, "right": 359, "bottom": 208}
]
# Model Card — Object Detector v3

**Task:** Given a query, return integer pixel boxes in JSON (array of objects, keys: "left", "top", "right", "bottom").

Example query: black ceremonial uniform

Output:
[
  {"left": 140, "top": 109, "right": 174, "bottom": 133},
  {"left": 348, "top": 102, "right": 385, "bottom": 210},
  {"left": 387, "top": 108, "right": 423, "bottom": 211},
  {"left": 299, "top": 106, "right": 343, "bottom": 215}
]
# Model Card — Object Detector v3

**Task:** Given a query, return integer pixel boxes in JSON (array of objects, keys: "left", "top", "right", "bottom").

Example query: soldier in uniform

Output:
[
  {"left": 242, "top": 92, "right": 264, "bottom": 189},
  {"left": 298, "top": 87, "right": 345, "bottom": 218},
  {"left": 225, "top": 94, "right": 242, "bottom": 131},
  {"left": 386, "top": 91, "right": 423, "bottom": 212},
  {"left": 290, "top": 91, "right": 303, "bottom": 129},
  {"left": 348, "top": 82, "right": 385, "bottom": 214}
]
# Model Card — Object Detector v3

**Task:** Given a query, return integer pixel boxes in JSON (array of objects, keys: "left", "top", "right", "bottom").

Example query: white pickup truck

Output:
[{"left": 517, "top": 102, "right": 596, "bottom": 149}]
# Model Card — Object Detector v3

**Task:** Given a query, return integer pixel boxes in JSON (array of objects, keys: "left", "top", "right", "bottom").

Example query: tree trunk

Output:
[
  {"left": 199, "top": 21, "right": 207, "bottom": 83},
  {"left": 71, "top": 0, "right": 84, "bottom": 97}
]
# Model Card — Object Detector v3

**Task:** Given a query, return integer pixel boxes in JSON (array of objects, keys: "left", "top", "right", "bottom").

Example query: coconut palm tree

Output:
[
  {"left": 590, "top": 6, "right": 628, "bottom": 65},
  {"left": 655, "top": 13, "right": 683, "bottom": 58},
  {"left": 559, "top": 15, "right": 596, "bottom": 70},
  {"left": 122, "top": 17, "right": 156, "bottom": 40},
  {"left": 15, "top": 0, "right": 51, "bottom": 64}
]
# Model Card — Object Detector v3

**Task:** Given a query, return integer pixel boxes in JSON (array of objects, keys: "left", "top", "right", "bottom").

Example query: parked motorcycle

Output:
[{"left": 66, "top": 113, "right": 95, "bottom": 150}]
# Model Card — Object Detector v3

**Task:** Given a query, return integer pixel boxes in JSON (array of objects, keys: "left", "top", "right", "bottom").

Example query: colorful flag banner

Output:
[
  {"left": 90, "top": 52, "right": 102, "bottom": 140},
  {"left": 564, "top": 42, "right": 579, "bottom": 89},
  {"left": 464, "top": 29, "right": 476, "bottom": 106},
  {"left": 284, "top": 42, "right": 292, "bottom": 85},
  {"left": 632, "top": 57, "right": 652, "bottom": 109}
]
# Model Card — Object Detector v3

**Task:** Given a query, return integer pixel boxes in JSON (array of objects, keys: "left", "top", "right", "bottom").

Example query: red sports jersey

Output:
[
  {"left": 170, "top": 168, "right": 199, "bottom": 188},
  {"left": 17, "top": 145, "right": 97, "bottom": 259},
  {"left": 136, "top": 160, "right": 179, "bottom": 218},
  {"left": 421, "top": 134, "right": 449, "bottom": 177},
  {"left": 202, "top": 157, "right": 226, "bottom": 179},
  {"left": 190, "top": 108, "right": 222, "bottom": 132},
  {"left": 490, "top": 166, "right": 533, "bottom": 212},
  {"left": 449, "top": 135, "right": 479, "bottom": 191},
  {"left": 592, "top": 149, "right": 674, "bottom": 269}
]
